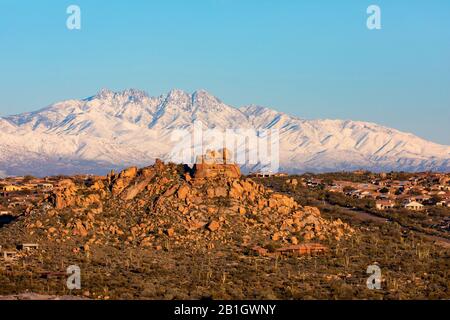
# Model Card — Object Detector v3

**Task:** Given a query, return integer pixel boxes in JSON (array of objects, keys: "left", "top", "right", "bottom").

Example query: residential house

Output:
[
  {"left": 38, "top": 183, "right": 54, "bottom": 191},
  {"left": 1, "top": 185, "right": 23, "bottom": 192},
  {"left": 375, "top": 200, "right": 395, "bottom": 210},
  {"left": 436, "top": 200, "right": 450, "bottom": 208},
  {"left": 414, "top": 195, "right": 431, "bottom": 203},
  {"left": 404, "top": 201, "right": 425, "bottom": 211},
  {"left": 249, "top": 172, "right": 287, "bottom": 178}
]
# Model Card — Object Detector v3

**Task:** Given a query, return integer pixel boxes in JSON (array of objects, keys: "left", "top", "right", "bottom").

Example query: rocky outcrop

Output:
[
  {"left": 37, "top": 158, "right": 354, "bottom": 255},
  {"left": 193, "top": 149, "right": 241, "bottom": 180},
  {"left": 50, "top": 179, "right": 78, "bottom": 210},
  {"left": 110, "top": 166, "right": 138, "bottom": 195},
  {"left": 120, "top": 173, "right": 156, "bottom": 201}
]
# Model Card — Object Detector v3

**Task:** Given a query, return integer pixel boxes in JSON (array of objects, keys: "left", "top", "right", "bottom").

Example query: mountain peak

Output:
[
  {"left": 167, "top": 89, "right": 190, "bottom": 98},
  {"left": 164, "top": 89, "right": 191, "bottom": 109},
  {"left": 95, "top": 88, "right": 114, "bottom": 99},
  {"left": 192, "top": 89, "right": 223, "bottom": 110},
  {"left": 88, "top": 88, "right": 149, "bottom": 102},
  {"left": 88, "top": 88, "right": 222, "bottom": 106},
  {"left": 121, "top": 88, "right": 149, "bottom": 100},
  {"left": 193, "top": 89, "right": 219, "bottom": 100},
  {"left": 162, "top": 89, "right": 223, "bottom": 112}
]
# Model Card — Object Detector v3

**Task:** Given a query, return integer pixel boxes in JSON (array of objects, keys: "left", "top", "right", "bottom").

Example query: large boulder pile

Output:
[
  {"left": 49, "top": 179, "right": 79, "bottom": 210},
  {"left": 22, "top": 160, "right": 354, "bottom": 253}
]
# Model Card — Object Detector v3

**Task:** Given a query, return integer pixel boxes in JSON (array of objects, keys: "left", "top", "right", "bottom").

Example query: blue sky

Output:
[{"left": 0, "top": 0, "right": 449, "bottom": 144}]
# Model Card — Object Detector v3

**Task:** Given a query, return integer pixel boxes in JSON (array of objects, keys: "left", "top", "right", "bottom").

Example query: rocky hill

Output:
[
  {"left": 1, "top": 161, "right": 449, "bottom": 300},
  {"left": 15, "top": 161, "right": 352, "bottom": 254},
  {"left": 5, "top": 160, "right": 353, "bottom": 254}
]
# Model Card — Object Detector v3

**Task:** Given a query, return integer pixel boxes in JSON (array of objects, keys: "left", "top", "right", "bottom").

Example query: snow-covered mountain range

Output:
[{"left": 0, "top": 88, "right": 449, "bottom": 177}]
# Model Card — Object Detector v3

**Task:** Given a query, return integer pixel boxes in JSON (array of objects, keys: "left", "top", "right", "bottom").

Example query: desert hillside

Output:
[{"left": 0, "top": 157, "right": 448, "bottom": 299}]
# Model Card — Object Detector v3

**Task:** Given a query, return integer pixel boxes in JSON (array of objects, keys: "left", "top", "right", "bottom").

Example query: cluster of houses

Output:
[
  {"left": 248, "top": 171, "right": 288, "bottom": 178},
  {"left": 1, "top": 182, "right": 54, "bottom": 192},
  {"left": 0, "top": 243, "right": 39, "bottom": 263},
  {"left": 0, "top": 177, "right": 56, "bottom": 214},
  {"left": 0, "top": 174, "right": 101, "bottom": 215},
  {"left": 305, "top": 172, "right": 450, "bottom": 211},
  {"left": 374, "top": 200, "right": 427, "bottom": 211}
]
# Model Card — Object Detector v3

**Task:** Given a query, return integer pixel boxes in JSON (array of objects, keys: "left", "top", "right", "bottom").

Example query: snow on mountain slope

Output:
[{"left": 0, "top": 88, "right": 449, "bottom": 177}]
